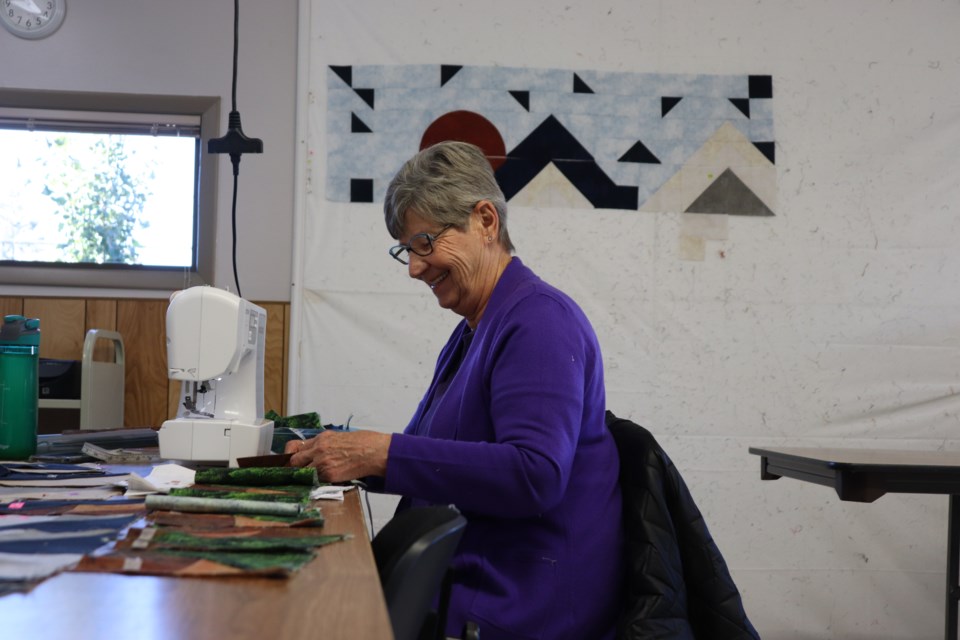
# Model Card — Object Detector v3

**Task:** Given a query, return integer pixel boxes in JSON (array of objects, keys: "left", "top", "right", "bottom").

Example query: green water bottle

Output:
[{"left": 0, "top": 315, "right": 41, "bottom": 460}]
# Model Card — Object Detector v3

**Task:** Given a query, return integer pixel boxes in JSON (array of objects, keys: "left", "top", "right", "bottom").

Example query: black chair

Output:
[{"left": 371, "top": 505, "right": 469, "bottom": 640}]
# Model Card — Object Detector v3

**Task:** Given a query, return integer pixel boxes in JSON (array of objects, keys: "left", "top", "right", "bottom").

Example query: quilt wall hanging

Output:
[{"left": 325, "top": 64, "right": 775, "bottom": 218}]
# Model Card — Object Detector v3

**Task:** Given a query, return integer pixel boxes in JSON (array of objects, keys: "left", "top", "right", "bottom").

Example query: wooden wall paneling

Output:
[
  {"left": 11, "top": 296, "right": 291, "bottom": 429},
  {"left": 85, "top": 299, "right": 117, "bottom": 332},
  {"left": 117, "top": 299, "right": 169, "bottom": 428},
  {"left": 0, "top": 297, "right": 23, "bottom": 317},
  {"left": 85, "top": 299, "right": 119, "bottom": 362},
  {"left": 23, "top": 298, "right": 85, "bottom": 360},
  {"left": 261, "top": 302, "right": 286, "bottom": 417}
]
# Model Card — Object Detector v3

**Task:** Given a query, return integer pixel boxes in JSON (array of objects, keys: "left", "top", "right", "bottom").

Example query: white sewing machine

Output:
[{"left": 157, "top": 286, "right": 274, "bottom": 467}]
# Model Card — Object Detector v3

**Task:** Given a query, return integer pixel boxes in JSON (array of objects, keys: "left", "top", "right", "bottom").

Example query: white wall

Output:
[
  {"left": 293, "top": 1, "right": 960, "bottom": 638},
  {"left": 0, "top": 0, "right": 299, "bottom": 301},
  {"left": 5, "top": 1, "right": 958, "bottom": 636}
]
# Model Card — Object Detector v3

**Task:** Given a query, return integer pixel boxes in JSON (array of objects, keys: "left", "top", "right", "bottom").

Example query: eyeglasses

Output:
[{"left": 388, "top": 224, "right": 454, "bottom": 265}]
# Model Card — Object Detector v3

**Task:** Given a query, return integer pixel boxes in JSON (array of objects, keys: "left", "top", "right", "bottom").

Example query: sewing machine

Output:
[{"left": 158, "top": 287, "right": 274, "bottom": 467}]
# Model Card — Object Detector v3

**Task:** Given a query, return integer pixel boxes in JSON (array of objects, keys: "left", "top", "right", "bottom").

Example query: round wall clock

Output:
[{"left": 1, "top": 0, "right": 66, "bottom": 39}]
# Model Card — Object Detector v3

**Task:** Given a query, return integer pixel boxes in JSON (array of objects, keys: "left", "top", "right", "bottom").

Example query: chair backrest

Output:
[{"left": 371, "top": 505, "right": 467, "bottom": 640}]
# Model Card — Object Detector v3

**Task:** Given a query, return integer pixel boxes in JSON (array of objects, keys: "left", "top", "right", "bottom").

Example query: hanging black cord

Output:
[
  {"left": 208, "top": 0, "right": 263, "bottom": 298},
  {"left": 230, "top": 0, "right": 241, "bottom": 296},
  {"left": 230, "top": 0, "right": 239, "bottom": 113},
  {"left": 231, "top": 173, "right": 241, "bottom": 297}
]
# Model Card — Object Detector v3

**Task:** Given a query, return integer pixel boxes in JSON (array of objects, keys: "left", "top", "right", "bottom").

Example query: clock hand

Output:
[{"left": 10, "top": 0, "right": 42, "bottom": 15}]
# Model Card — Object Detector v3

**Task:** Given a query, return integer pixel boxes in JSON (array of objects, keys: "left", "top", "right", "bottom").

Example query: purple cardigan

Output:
[{"left": 384, "top": 258, "right": 624, "bottom": 640}]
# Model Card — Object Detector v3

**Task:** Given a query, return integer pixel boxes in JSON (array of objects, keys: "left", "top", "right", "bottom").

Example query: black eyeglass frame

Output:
[{"left": 388, "top": 224, "right": 455, "bottom": 265}]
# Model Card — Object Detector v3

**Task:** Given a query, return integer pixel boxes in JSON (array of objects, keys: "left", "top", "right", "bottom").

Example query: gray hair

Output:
[{"left": 384, "top": 141, "right": 514, "bottom": 252}]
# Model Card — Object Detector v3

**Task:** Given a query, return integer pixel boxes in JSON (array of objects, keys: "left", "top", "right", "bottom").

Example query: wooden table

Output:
[
  {"left": 0, "top": 489, "right": 394, "bottom": 640},
  {"left": 749, "top": 446, "right": 960, "bottom": 640}
]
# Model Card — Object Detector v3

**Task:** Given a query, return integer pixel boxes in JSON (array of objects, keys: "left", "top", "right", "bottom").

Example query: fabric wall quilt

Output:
[{"left": 326, "top": 64, "right": 775, "bottom": 216}]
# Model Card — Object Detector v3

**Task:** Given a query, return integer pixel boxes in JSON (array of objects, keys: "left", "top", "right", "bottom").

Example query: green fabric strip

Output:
[
  {"left": 193, "top": 467, "right": 318, "bottom": 487},
  {"left": 137, "top": 528, "right": 350, "bottom": 553},
  {"left": 145, "top": 494, "right": 303, "bottom": 517},
  {"left": 160, "top": 549, "right": 317, "bottom": 572},
  {"left": 170, "top": 486, "right": 311, "bottom": 503}
]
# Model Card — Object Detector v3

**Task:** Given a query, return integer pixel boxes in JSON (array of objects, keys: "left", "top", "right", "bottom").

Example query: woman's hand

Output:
[{"left": 284, "top": 430, "right": 391, "bottom": 482}]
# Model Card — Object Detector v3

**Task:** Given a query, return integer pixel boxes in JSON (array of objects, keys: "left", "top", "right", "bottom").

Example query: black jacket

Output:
[{"left": 606, "top": 411, "right": 761, "bottom": 640}]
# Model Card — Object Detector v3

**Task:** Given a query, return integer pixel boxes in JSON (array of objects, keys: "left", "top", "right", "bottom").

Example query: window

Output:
[{"left": 0, "top": 89, "right": 220, "bottom": 290}]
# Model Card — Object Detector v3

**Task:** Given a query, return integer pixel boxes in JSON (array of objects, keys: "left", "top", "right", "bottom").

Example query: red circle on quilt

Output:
[{"left": 420, "top": 111, "right": 506, "bottom": 170}]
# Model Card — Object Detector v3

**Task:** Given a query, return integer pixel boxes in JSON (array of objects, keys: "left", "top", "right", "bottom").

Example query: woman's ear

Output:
[{"left": 474, "top": 200, "right": 500, "bottom": 238}]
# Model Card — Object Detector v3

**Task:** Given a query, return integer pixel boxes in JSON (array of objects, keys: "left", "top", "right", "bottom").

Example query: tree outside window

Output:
[{"left": 41, "top": 135, "right": 150, "bottom": 264}]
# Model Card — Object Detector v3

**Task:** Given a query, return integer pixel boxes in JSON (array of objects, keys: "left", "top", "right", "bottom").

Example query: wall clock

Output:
[{"left": 1, "top": 0, "right": 66, "bottom": 39}]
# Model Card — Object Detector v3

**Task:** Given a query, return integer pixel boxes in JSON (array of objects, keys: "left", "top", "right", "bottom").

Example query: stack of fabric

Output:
[
  {"left": 0, "top": 461, "right": 144, "bottom": 595},
  {"left": 0, "top": 460, "right": 352, "bottom": 591},
  {"left": 75, "top": 465, "right": 349, "bottom": 577}
]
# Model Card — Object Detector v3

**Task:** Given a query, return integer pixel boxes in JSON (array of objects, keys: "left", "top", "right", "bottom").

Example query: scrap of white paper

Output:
[
  {"left": 124, "top": 463, "right": 196, "bottom": 497},
  {"left": 309, "top": 485, "right": 356, "bottom": 501}
]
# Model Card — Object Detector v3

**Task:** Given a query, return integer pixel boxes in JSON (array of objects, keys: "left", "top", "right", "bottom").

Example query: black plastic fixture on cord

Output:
[{"left": 207, "top": 0, "right": 263, "bottom": 298}]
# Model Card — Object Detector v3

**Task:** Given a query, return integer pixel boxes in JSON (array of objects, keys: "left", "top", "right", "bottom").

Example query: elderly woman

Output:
[{"left": 287, "top": 141, "right": 624, "bottom": 639}]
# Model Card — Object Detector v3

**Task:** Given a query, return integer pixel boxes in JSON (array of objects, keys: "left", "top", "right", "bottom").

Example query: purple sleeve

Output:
[{"left": 384, "top": 293, "right": 595, "bottom": 518}]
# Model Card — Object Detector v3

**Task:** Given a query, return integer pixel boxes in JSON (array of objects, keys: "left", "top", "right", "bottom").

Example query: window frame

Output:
[{"left": 0, "top": 88, "right": 220, "bottom": 290}]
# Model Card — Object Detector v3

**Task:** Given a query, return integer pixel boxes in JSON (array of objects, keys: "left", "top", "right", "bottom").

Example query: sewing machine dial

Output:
[{"left": 1, "top": 0, "right": 66, "bottom": 39}]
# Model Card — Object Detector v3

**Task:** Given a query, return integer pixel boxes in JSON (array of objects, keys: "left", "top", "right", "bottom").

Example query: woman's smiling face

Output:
[{"left": 400, "top": 203, "right": 504, "bottom": 328}]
